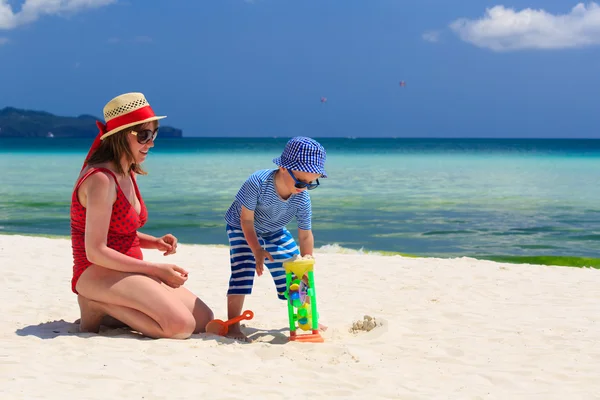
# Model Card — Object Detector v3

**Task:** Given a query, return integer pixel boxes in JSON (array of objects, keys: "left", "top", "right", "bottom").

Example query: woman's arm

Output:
[
  {"left": 131, "top": 172, "right": 162, "bottom": 250},
  {"left": 137, "top": 232, "right": 159, "bottom": 249},
  {"left": 137, "top": 231, "right": 178, "bottom": 255}
]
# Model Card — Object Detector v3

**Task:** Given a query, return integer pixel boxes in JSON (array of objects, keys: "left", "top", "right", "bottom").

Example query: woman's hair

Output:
[{"left": 86, "top": 122, "right": 153, "bottom": 176}]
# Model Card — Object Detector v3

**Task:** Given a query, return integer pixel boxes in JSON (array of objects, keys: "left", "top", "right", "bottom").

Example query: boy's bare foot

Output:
[
  {"left": 222, "top": 321, "right": 252, "bottom": 342},
  {"left": 225, "top": 328, "right": 253, "bottom": 343},
  {"left": 319, "top": 322, "right": 328, "bottom": 332},
  {"left": 77, "top": 295, "right": 105, "bottom": 333}
]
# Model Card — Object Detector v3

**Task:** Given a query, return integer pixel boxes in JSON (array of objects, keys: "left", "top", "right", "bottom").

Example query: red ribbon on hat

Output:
[
  {"left": 80, "top": 105, "right": 157, "bottom": 171},
  {"left": 80, "top": 121, "right": 107, "bottom": 172},
  {"left": 105, "top": 105, "right": 156, "bottom": 134}
]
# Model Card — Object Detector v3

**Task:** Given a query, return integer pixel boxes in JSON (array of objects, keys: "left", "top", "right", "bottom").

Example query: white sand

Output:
[{"left": 1, "top": 234, "right": 599, "bottom": 399}]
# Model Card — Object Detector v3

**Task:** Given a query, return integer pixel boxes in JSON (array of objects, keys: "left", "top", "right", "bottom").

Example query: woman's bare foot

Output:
[
  {"left": 73, "top": 315, "right": 129, "bottom": 329},
  {"left": 100, "top": 316, "right": 130, "bottom": 329},
  {"left": 77, "top": 295, "right": 105, "bottom": 333}
]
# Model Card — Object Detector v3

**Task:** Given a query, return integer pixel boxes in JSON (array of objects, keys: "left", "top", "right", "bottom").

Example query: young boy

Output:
[{"left": 223, "top": 136, "right": 327, "bottom": 342}]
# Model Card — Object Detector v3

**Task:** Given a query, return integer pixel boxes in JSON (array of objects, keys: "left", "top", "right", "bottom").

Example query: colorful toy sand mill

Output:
[{"left": 283, "top": 256, "right": 324, "bottom": 343}]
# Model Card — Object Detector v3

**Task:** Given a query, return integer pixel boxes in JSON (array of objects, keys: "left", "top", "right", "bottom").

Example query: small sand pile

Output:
[{"left": 350, "top": 315, "right": 379, "bottom": 333}]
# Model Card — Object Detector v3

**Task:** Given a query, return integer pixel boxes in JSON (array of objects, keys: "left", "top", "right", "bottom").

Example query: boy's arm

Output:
[
  {"left": 298, "top": 229, "right": 314, "bottom": 256},
  {"left": 241, "top": 206, "right": 274, "bottom": 276},
  {"left": 296, "top": 193, "right": 313, "bottom": 256},
  {"left": 235, "top": 173, "right": 262, "bottom": 254},
  {"left": 240, "top": 206, "right": 263, "bottom": 255}
]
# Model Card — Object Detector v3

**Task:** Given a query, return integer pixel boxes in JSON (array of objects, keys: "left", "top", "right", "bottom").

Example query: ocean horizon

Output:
[{"left": 2, "top": 137, "right": 599, "bottom": 267}]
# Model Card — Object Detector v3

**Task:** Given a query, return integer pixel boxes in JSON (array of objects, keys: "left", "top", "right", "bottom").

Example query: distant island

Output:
[{"left": 0, "top": 107, "right": 183, "bottom": 138}]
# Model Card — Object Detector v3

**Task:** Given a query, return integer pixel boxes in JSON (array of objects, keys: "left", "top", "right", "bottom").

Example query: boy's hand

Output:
[{"left": 254, "top": 249, "right": 274, "bottom": 276}]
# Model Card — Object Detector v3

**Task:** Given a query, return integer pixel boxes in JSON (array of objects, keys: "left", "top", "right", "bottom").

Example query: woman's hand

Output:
[
  {"left": 154, "top": 263, "right": 188, "bottom": 288},
  {"left": 155, "top": 234, "right": 178, "bottom": 256}
]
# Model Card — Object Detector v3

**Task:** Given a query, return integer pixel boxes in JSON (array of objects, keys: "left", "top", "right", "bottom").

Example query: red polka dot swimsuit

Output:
[{"left": 70, "top": 167, "right": 148, "bottom": 294}]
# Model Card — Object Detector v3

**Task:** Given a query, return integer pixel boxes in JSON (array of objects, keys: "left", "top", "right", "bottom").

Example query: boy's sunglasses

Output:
[
  {"left": 287, "top": 169, "right": 320, "bottom": 190},
  {"left": 131, "top": 128, "right": 158, "bottom": 144}
]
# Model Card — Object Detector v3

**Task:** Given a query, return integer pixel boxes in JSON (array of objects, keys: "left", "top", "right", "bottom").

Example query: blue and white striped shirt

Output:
[{"left": 224, "top": 169, "right": 312, "bottom": 234}]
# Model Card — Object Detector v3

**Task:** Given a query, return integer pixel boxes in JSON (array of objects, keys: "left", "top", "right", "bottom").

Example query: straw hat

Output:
[{"left": 99, "top": 92, "right": 166, "bottom": 140}]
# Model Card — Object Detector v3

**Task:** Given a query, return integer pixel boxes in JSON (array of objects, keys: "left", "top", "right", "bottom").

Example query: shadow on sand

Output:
[
  {"left": 15, "top": 320, "right": 291, "bottom": 344},
  {"left": 244, "top": 326, "right": 290, "bottom": 345},
  {"left": 15, "top": 319, "right": 148, "bottom": 340}
]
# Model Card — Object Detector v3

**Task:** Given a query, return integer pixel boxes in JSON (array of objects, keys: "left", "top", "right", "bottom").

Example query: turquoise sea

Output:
[{"left": 1, "top": 138, "right": 599, "bottom": 264}]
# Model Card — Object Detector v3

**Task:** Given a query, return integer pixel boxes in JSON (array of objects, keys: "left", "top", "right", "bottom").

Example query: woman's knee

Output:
[{"left": 160, "top": 310, "right": 197, "bottom": 339}]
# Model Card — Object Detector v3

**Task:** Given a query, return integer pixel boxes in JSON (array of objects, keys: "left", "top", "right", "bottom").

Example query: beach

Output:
[
  {"left": 3, "top": 0, "right": 600, "bottom": 398},
  {"left": 1, "top": 234, "right": 599, "bottom": 399}
]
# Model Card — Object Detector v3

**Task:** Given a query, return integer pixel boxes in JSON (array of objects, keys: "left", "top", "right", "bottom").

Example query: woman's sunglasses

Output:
[
  {"left": 131, "top": 128, "right": 158, "bottom": 144},
  {"left": 287, "top": 169, "right": 320, "bottom": 190}
]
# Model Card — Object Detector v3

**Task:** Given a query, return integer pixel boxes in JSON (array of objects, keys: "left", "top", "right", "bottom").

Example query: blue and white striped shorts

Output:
[{"left": 226, "top": 224, "right": 300, "bottom": 300}]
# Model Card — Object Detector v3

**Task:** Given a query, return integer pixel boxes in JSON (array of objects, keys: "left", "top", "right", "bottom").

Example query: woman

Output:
[{"left": 71, "top": 92, "right": 213, "bottom": 339}]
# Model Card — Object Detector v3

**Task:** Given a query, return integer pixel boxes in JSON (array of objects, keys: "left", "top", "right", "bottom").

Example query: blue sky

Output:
[{"left": 1, "top": 0, "right": 599, "bottom": 138}]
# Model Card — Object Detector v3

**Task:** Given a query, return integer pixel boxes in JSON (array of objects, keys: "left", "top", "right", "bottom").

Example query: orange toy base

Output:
[{"left": 289, "top": 330, "right": 325, "bottom": 343}]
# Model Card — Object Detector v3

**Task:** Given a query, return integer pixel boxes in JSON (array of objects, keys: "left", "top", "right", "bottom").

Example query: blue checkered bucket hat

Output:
[{"left": 273, "top": 137, "right": 327, "bottom": 178}]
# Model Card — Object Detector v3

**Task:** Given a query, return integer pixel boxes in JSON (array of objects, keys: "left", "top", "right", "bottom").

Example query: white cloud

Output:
[
  {"left": 450, "top": 2, "right": 600, "bottom": 51},
  {"left": 422, "top": 30, "right": 440, "bottom": 43},
  {"left": 0, "top": 0, "right": 116, "bottom": 30}
]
